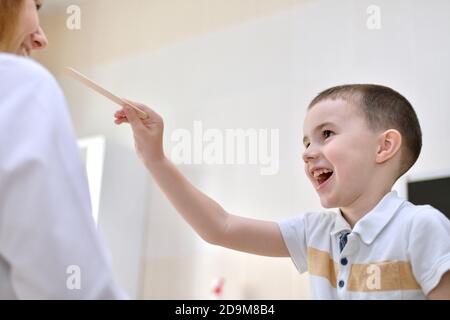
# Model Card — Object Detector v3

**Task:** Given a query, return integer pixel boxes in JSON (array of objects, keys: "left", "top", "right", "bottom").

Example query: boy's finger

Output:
[
  {"left": 115, "top": 117, "right": 128, "bottom": 123},
  {"left": 123, "top": 99, "right": 159, "bottom": 120},
  {"left": 124, "top": 106, "right": 146, "bottom": 133},
  {"left": 123, "top": 100, "right": 149, "bottom": 120}
]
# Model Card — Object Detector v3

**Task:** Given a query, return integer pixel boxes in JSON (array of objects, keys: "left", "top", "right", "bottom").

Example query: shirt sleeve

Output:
[
  {"left": 407, "top": 205, "right": 450, "bottom": 296},
  {"left": 0, "top": 57, "right": 126, "bottom": 299},
  {"left": 278, "top": 214, "right": 309, "bottom": 273}
]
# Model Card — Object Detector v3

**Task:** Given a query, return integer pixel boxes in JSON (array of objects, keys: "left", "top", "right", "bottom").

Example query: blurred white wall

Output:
[{"left": 35, "top": 0, "right": 450, "bottom": 299}]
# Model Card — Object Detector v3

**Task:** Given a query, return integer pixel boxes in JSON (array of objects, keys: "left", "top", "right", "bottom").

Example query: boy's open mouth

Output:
[{"left": 311, "top": 168, "right": 334, "bottom": 187}]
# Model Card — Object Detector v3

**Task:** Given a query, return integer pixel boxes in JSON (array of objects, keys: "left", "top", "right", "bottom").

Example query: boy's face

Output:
[{"left": 302, "top": 99, "right": 380, "bottom": 209}]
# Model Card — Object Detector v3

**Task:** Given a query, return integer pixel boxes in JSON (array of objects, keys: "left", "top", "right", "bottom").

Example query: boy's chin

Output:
[
  {"left": 319, "top": 196, "right": 337, "bottom": 209},
  {"left": 321, "top": 202, "right": 335, "bottom": 209}
]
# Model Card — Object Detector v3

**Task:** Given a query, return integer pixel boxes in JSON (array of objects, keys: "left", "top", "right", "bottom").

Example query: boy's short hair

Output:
[{"left": 308, "top": 84, "right": 422, "bottom": 179}]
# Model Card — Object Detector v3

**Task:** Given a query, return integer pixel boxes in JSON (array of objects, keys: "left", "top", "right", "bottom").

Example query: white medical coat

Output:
[{"left": 0, "top": 53, "right": 125, "bottom": 299}]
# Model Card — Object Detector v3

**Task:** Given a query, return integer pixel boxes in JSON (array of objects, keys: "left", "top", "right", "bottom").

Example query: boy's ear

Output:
[{"left": 375, "top": 129, "right": 402, "bottom": 164}]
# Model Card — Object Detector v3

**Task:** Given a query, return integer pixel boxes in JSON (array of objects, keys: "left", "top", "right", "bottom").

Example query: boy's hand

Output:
[{"left": 114, "top": 100, "right": 165, "bottom": 164}]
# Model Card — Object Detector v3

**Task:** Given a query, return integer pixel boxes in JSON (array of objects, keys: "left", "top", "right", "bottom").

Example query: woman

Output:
[
  {"left": 0, "top": 0, "right": 47, "bottom": 56},
  {"left": 0, "top": 0, "right": 124, "bottom": 299}
]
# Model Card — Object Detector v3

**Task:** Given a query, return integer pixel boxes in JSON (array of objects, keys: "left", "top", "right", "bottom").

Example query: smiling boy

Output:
[{"left": 116, "top": 84, "right": 450, "bottom": 299}]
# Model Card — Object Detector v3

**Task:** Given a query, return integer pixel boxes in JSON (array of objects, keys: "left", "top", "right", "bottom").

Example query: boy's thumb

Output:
[{"left": 124, "top": 105, "right": 145, "bottom": 132}]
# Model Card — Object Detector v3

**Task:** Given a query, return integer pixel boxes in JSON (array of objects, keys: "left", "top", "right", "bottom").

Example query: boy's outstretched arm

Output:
[{"left": 115, "top": 102, "right": 290, "bottom": 257}]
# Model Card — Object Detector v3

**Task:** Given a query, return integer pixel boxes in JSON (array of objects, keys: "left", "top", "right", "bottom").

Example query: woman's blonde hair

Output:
[{"left": 0, "top": 0, "right": 25, "bottom": 52}]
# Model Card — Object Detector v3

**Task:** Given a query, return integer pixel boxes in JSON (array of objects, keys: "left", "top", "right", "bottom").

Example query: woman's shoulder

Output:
[
  {"left": 0, "top": 53, "right": 65, "bottom": 111},
  {"left": 0, "top": 53, "right": 69, "bottom": 129},
  {"left": 0, "top": 53, "right": 54, "bottom": 83}
]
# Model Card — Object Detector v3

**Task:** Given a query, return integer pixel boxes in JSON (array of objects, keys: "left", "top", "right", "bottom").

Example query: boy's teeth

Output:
[{"left": 313, "top": 169, "right": 332, "bottom": 177}]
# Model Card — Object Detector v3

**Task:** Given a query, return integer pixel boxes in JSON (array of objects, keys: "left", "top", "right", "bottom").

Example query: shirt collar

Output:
[
  {"left": 330, "top": 191, "right": 405, "bottom": 245},
  {"left": 331, "top": 210, "right": 352, "bottom": 236}
]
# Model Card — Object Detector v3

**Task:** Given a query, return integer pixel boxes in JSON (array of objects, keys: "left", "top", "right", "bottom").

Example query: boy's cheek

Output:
[
  {"left": 304, "top": 168, "right": 315, "bottom": 185},
  {"left": 322, "top": 143, "right": 344, "bottom": 166},
  {"left": 323, "top": 143, "right": 363, "bottom": 181}
]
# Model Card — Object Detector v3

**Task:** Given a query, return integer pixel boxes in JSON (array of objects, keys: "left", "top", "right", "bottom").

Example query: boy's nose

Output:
[
  {"left": 302, "top": 147, "right": 319, "bottom": 163},
  {"left": 32, "top": 27, "right": 48, "bottom": 50}
]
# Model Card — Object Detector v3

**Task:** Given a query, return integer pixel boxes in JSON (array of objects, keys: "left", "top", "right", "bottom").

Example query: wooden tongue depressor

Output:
[{"left": 65, "top": 67, "right": 148, "bottom": 118}]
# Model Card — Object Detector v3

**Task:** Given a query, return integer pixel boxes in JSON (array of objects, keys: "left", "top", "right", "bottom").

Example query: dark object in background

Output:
[{"left": 408, "top": 177, "right": 450, "bottom": 220}]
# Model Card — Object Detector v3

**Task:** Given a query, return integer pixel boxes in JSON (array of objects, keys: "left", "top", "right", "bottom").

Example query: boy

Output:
[{"left": 115, "top": 84, "right": 450, "bottom": 299}]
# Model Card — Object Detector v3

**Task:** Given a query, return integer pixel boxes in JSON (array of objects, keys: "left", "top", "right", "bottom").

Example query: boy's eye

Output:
[{"left": 323, "top": 130, "right": 334, "bottom": 139}]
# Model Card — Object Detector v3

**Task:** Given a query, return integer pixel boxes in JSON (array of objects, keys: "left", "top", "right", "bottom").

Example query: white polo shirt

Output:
[{"left": 279, "top": 191, "right": 450, "bottom": 299}]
